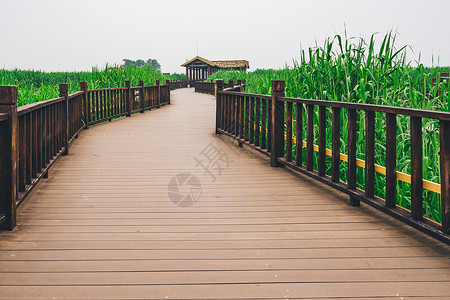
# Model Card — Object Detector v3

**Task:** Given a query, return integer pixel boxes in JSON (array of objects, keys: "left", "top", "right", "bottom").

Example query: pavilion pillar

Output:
[{"left": 185, "top": 68, "right": 188, "bottom": 81}]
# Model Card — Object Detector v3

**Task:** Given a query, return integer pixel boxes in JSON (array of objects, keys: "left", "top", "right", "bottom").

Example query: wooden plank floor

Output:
[{"left": 0, "top": 88, "right": 449, "bottom": 299}]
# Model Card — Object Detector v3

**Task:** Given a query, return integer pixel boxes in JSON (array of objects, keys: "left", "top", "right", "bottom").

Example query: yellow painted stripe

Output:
[{"left": 288, "top": 136, "right": 440, "bottom": 194}]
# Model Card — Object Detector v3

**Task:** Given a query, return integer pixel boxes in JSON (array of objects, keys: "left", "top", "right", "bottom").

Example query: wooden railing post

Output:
[
  {"left": 242, "top": 79, "right": 246, "bottom": 91},
  {"left": 125, "top": 81, "right": 131, "bottom": 117},
  {"left": 80, "top": 82, "right": 89, "bottom": 129},
  {"left": 216, "top": 79, "right": 224, "bottom": 134},
  {"left": 237, "top": 80, "right": 242, "bottom": 92},
  {"left": 228, "top": 79, "right": 234, "bottom": 90},
  {"left": 440, "top": 120, "right": 450, "bottom": 234},
  {"left": 164, "top": 80, "right": 170, "bottom": 104},
  {"left": 156, "top": 80, "right": 160, "bottom": 108},
  {"left": 59, "top": 83, "right": 69, "bottom": 155},
  {"left": 0, "top": 85, "right": 18, "bottom": 230},
  {"left": 270, "top": 80, "right": 285, "bottom": 167},
  {"left": 139, "top": 80, "right": 144, "bottom": 113}
]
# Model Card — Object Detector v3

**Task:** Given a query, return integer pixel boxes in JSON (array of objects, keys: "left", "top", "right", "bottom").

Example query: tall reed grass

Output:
[
  {"left": 208, "top": 32, "right": 449, "bottom": 222},
  {"left": 0, "top": 65, "right": 184, "bottom": 106}
]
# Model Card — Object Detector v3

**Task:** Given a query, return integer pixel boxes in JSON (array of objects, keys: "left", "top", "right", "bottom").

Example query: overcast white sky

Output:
[{"left": 1, "top": 0, "right": 449, "bottom": 74}]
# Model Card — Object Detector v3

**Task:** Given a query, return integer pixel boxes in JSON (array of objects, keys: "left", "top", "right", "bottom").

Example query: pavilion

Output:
[{"left": 181, "top": 56, "right": 249, "bottom": 82}]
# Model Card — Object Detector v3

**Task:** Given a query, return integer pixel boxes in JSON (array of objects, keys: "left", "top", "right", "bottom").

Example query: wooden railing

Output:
[
  {"left": 168, "top": 80, "right": 189, "bottom": 90},
  {"left": 215, "top": 79, "right": 450, "bottom": 244},
  {"left": 195, "top": 81, "right": 216, "bottom": 95},
  {"left": 195, "top": 79, "right": 245, "bottom": 96},
  {"left": 0, "top": 79, "right": 181, "bottom": 230}
]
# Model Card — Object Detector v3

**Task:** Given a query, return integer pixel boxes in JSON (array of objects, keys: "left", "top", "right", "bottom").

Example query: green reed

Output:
[
  {"left": 208, "top": 31, "right": 449, "bottom": 222},
  {"left": 0, "top": 65, "right": 184, "bottom": 106}
]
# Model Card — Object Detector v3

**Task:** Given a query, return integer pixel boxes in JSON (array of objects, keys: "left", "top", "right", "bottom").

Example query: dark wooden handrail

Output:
[
  {"left": 0, "top": 80, "right": 184, "bottom": 231},
  {"left": 215, "top": 79, "right": 450, "bottom": 244}
]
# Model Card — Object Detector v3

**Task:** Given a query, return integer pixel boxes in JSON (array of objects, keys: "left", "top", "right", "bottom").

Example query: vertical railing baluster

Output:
[
  {"left": 240, "top": 95, "right": 245, "bottom": 140},
  {"left": 225, "top": 94, "right": 230, "bottom": 132},
  {"left": 385, "top": 113, "right": 397, "bottom": 207},
  {"left": 126, "top": 81, "right": 131, "bottom": 117},
  {"left": 43, "top": 107, "right": 48, "bottom": 166},
  {"left": 18, "top": 117, "right": 26, "bottom": 192},
  {"left": 347, "top": 108, "right": 359, "bottom": 206},
  {"left": 51, "top": 105, "right": 55, "bottom": 157},
  {"left": 229, "top": 94, "right": 234, "bottom": 134},
  {"left": 331, "top": 107, "right": 341, "bottom": 182},
  {"left": 236, "top": 95, "right": 241, "bottom": 138},
  {"left": 261, "top": 98, "right": 267, "bottom": 149},
  {"left": 365, "top": 110, "right": 375, "bottom": 198},
  {"left": 221, "top": 92, "right": 226, "bottom": 130},
  {"left": 156, "top": 80, "right": 161, "bottom": 108},
  {"left": 318, "top": 105, "right": 326, "bottom": 176},
  {"left": 306, "top": 104, "right": 314, "bottom": 171},
  {"left": 113, "top": 89, "right": 117, "bottom": 116},
  {"left": 96, "top": 90, "right": 100, "bottom": 121},
  {"left": 139, "top": 81, "right": 144, "bottom": 114},
  {"left": 36, "top": 109, "right": 42, "bottom": 174},
  {"left": 286, "top": 101, "right": 293, "bottom": 162},
  {"left": 26, "top": 113, "right": 32, "bottom": 184},
  {"left": 440, "top": 119, "right": 450, "bottom": 234},
  {"left": 100, "top": 90, "right": 104, "bottom": 119},
  {"left": 254, "top": 98, "right": 260, "bottom": 147},
  {"left": 31, "top": 110, "right": 38, "bottom": 178},
  {"left": 410, "top": 116, "right": 423, "bottom": 220},
  {"left": 295, "top": 102, "right": 303, "bottom": 166},
  {"left": 108, "top": 89, "right": 113, "bottom": 121},
  {"left": 245, "top": 95, "right": 249, "bottom": 141},
  {"left": 250, "top": 97, "right": 255, "bottom": 144}
]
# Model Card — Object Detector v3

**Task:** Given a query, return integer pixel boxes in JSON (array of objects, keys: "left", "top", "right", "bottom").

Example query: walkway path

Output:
[{"left": 0, "top": 88, "right": 449, "bottom": 299}]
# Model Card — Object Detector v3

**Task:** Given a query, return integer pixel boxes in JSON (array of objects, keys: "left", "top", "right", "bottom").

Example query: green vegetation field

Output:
[
  {"left": 208, "top": 33, "right": 449, "bottom": 223},
  {"left": 0, "top": 66, "right": 184, "bottom": 106}
]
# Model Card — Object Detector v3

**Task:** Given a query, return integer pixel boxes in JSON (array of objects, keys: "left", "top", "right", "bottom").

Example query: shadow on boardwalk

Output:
[{"left": 0, "top": 88, "right": 449, "bottom": 299}]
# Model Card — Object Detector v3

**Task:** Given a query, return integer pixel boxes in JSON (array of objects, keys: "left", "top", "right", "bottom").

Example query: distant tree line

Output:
[{"left": 122, "top": 59, "right": 161, "bottom": 71}]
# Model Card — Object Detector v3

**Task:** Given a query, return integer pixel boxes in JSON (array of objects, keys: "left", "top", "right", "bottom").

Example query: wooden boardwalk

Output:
[{"left": 0, "top": 88, "right": 449, "bottom": 299}]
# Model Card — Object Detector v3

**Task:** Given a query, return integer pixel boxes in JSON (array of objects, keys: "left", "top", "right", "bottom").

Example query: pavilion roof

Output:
[{"left": 181, "top": 56, "right": 249, "bottom": 69}]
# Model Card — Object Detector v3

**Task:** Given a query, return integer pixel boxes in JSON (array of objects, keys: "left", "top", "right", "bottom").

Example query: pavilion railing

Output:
[
  {"left": 0, "top": 79, "right": 181, "bottom": 230},
  {"left": 215, "top": 79, "right": 450, "bottom": 244}
]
